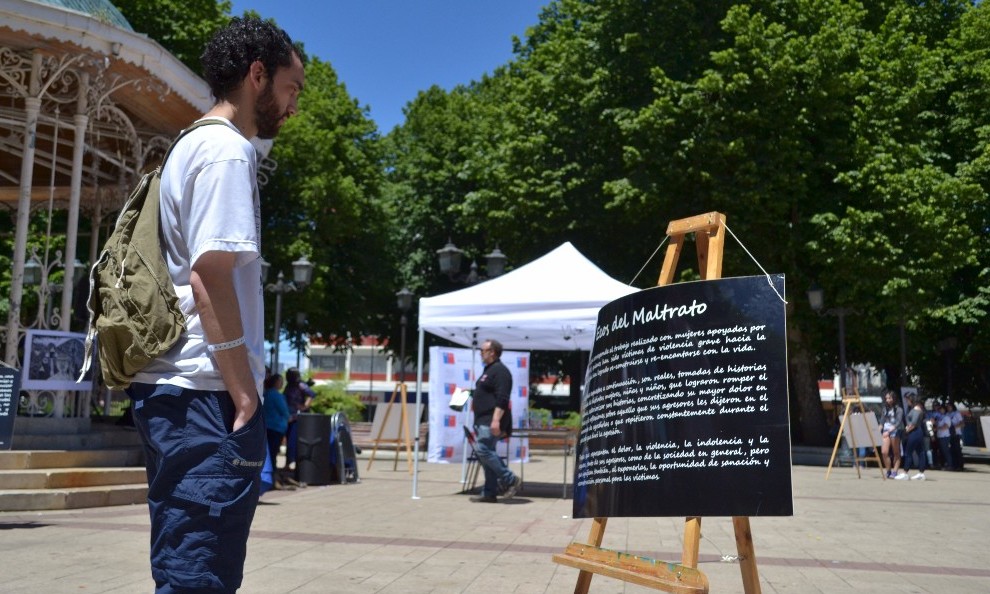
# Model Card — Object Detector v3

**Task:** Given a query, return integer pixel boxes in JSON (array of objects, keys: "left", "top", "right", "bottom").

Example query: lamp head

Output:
[
  {"left": 396, "top": 287, "right": 414, "bottom": 313},
  {"left": 292, "top": 255, "right": 314, "bottom": 288},
  {"left": 436, "top": 239, "right": 463, "bottom": 276},
  {"left": 23, "top": 257, "right": 42, "bottom": 286},
  {"left": 807, "top": 284, "right": 824, "bottom": 312},
  {"left": 72, "top": 259, "right": 87, "bottom": 285},
  {"left": 485, "top": 245, "right": 507, "bottom": 278},
  {"left": 259, "top": 257, "right": 271, "bottom": 284}
]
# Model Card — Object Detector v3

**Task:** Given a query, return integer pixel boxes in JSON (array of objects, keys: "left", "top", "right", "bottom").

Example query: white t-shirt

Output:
[{"left": 134, "top": 118, "right": 265, "bottom": 398}]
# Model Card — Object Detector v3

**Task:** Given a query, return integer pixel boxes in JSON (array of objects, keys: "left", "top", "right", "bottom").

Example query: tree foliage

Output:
[
  {"left": 261, "top": 57, "right": 390, "bottom": 348},
  {"left": 113, "top": 0, "right": 233, "bottom": 73},
  {"left": 383, "top": 0, "right": 990, "bottom": 443}
]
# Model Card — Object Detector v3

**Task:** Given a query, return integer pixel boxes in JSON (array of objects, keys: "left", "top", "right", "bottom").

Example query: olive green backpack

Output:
[{"left": 79, "top": 120, "right": 224, "bottom": 390}]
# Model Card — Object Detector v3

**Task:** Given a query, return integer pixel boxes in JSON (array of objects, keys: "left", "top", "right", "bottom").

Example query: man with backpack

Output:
[{"left": 125, "top": 17, "right": 304, "bottom": 593}]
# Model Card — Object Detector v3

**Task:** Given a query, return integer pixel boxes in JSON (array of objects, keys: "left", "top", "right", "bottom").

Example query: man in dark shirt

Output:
[{"left": 471, "top": 339, "right": 522, "bottom": 502}]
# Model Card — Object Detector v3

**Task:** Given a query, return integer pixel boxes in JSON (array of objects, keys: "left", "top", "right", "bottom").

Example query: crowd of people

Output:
[{"left": 879, "top": 389, "right": 966, "bottom": 481}]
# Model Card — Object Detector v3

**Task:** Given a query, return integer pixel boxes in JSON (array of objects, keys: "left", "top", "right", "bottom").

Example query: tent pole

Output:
[{"left": 411, "top": 326, "right": 426, "bottom": 499}]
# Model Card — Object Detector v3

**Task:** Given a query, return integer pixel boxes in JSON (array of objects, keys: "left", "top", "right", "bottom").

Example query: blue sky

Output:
[
  {"left": 229, "top": 1, "right": 548, "bottom": 133},
  {"left": 226, "top": 2, "right": 549, "bottom": 367}
]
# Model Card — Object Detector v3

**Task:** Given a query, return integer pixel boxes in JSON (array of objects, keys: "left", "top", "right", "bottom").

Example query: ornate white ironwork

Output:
[
  {"left": 22, "top": 247, "right": 70, "bottom": 331},
  {"left": 0, "top": 46, "right": 32, "bottom": 95}
]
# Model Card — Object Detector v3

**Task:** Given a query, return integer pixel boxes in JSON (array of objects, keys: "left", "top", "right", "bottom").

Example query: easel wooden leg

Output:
[
  {"left": 733, "top": 517, "right": 761, "bottom": 594},
  {"left": 825, "top": 400, "right": 852, "bottom": 480},
  {"left": 574, "top": 517, "right": 608, "bottom": 594},
  {"left": 683, "top": 516, "right": 702, "bottom": 568},
  {"left": 368, "top": 388, "right": 398, "bottom": 471}
]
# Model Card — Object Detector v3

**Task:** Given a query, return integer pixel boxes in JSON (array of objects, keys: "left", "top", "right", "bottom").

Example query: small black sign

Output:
[
  {"left": 573, "top": 275, "right": 792, "bottom": 518},
  {"left": 0, "top": 366, "right": 21, "bottom": 450}
]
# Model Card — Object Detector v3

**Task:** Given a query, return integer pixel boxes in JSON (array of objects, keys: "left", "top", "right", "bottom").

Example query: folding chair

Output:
[{"left": 460, "top": 425, "right": 508, "bottom": 493}]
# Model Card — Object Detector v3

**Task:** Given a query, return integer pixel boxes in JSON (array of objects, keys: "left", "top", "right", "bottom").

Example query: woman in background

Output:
[
  {"left": 898, "top": 393, "right": 927, "bottom": 480},
  {"left": 262, "top": 373, "right": 289, "bottom": 476},
  {"left": 282, "top": 367, "right": 315, "bottom": 472},
  {"left": 880, "top": 390, "right": 905, "bottom": 479}
]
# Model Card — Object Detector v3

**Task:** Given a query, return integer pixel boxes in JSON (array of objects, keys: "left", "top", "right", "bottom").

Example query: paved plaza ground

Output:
[{"left": 0, "top": 451, "right": 987, "bottom": 593}]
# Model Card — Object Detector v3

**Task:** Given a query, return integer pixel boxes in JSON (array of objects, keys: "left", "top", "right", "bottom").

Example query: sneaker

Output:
[
  {"left": 885, "top": 471, "right": 894, "bottom": 479},
  {"left": 273, "top": 480, "right": 294, "bottom": 491},
  {"left": 894, "top": 472, "right": 909, "bottom": 480},
  {"left": 469, "top": 495, "right": 497, "bottom": 503},
  {"left": 910, "top": 473, "right": 926, "bottom": 481},
  {"left": 503, "top": 476, "right": 522, "bottom": 498}
]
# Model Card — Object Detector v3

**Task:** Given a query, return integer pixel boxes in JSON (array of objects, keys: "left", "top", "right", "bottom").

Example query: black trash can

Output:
[{"left": 295, "top": 413, "right": 332, "bottom": 486}]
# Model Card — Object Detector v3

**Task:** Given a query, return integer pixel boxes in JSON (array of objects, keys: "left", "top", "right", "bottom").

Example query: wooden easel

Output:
[
  {"left": 366, "top": 383, "right": 415, "bottom": 474},
  {"left": 553, "top": 212, "right": 761, "bottom": 594},
  {"left": 825, "top": 389, "right": 885, "bottom": 480}
]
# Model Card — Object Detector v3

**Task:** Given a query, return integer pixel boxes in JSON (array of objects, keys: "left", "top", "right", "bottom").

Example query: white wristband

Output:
[{"left": 207, "top": 336, "right": 245, "bottom": 353}]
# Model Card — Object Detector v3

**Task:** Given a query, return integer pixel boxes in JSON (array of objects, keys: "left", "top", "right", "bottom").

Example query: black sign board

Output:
[
  {"left": 573, "top": 275, "right": 792, "bottom": 518},
  {"left": 0, "top": 366, "right": 21, "bottom": 450}
]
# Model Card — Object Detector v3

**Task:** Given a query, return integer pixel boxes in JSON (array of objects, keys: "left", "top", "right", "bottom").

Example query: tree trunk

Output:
[{"left": 787, "top": 314, "right": 831, "bottom": 446}]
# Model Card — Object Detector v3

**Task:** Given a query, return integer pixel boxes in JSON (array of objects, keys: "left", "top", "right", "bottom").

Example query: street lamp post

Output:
[
  {"left": 937, "top": 337, "right": 957, "bottom": 401},
  {"left": 262, "top": 255, "right": 314, "bottom": 373},
  {"left": 396, "top": 288, "right": 414, "bottom": 386},
  {"left": 295, "top": 311, "right": 307, "bottom": 369},
  {"left": 808, "top": 285, "right": 854, "bottom": 401},
  {"left": 898, "top": 318, "right": 909, "bottom": 386},
  {"left": 436, "top": 239, "right": 507, "bottom": 284}
]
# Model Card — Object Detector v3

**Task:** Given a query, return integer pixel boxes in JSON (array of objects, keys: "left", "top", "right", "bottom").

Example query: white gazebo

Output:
[{"left": 0, "top": 0, "right": 211, "bottom": 419}]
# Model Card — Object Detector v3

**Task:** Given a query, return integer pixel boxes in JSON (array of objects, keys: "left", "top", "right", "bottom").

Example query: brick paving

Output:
[{"left": 0, "top": 452, "right": 988, "bottom": 593}]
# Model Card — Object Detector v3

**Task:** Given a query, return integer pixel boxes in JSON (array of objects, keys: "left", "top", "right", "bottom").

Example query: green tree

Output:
[
  {"left": 923, "top": 1, "right": 990, "bottom": 403},
  {"left": 382, "top": 84, "right": 487, "bottom": 296},
  {"left": 112, "top": 0, "right": 232, "bottom": 73},
  {"left": 261, "top": 58, "right": 393, "bottom": 348}
]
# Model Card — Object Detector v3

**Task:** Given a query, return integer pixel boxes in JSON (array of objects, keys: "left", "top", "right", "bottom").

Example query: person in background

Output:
[
  {"left": 934, "top": 402, "right": 954, "bottom": 471},
  {"left": 282, "top": 367, "right": 315, "bottom": 472},
  {"left": 262, "top": 373, "right": 290, "bottom": 483},
  {"left": 924, "top": 404, "right": 936, "bottom": 468},
  {"left": 469, "top": 339, "right": 522, "bottom": 503},
  {"left": 124, "top": 16, "right": 304, "bottom": 592},
  {"left": 897, "top": 393, "right": 927, "bottom": 480},
  {"left": 880, "top": 390, "right": 905, "bottom": 479},
  {"left": 947, "top": 401, "right": 965, "bottom": 470}
]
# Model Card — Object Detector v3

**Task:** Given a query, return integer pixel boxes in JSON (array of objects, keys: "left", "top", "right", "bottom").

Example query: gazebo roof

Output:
[
  {"left": 28, "top": 0, "right": 134, "bottom": 31},
  {"left": 0, "top": 0, "right": 212, "bottom": 211}
]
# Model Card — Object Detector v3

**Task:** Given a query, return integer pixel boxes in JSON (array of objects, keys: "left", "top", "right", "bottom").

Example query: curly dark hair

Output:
[{"left": 201, "top": 16, "right": 297, "bottom": 102}]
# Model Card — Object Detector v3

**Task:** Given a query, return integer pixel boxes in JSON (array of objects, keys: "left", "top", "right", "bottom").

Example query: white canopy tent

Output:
[
  {"left": 418, "top": 241, "right": 637, "bottom": 351},
  {"left": 410, "top": 242, "right": 638, "bottom": 497}
]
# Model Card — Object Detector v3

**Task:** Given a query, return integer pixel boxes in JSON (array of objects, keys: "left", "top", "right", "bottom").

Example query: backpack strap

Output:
[{"left": 161, "top": 118, "right": 230, "bottom": 168}]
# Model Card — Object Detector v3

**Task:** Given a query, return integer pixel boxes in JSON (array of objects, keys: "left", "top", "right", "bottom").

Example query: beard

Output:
[{"left": 254, "top": 82, "right": 285, "bottom": 140}]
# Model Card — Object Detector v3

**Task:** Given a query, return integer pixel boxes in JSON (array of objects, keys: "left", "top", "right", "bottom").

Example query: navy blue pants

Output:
[
  {"left": 129, "top": 383, "right": 266, "bottom": 593},
  {"left": 904, "top": 428, "right": 927, "bottom": 473}
]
